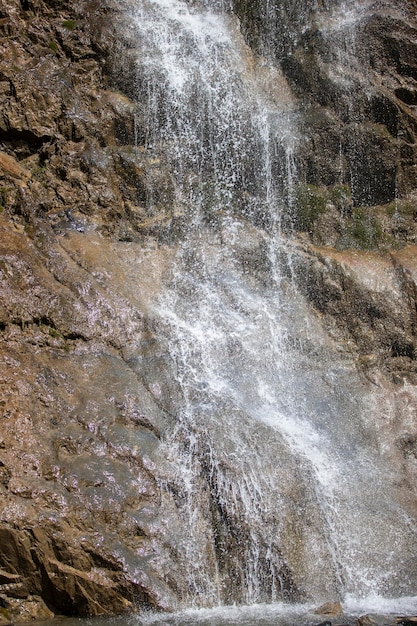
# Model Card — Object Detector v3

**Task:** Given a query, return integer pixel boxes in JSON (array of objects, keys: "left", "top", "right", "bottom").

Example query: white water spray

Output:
[{"left": 129, "top": 0, "right": 417, "bottom": 610}]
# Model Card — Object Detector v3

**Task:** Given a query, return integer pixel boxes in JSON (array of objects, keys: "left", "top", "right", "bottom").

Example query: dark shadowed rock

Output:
[{"left": 356, "top": 615, "right": 396, "bottom": 626}]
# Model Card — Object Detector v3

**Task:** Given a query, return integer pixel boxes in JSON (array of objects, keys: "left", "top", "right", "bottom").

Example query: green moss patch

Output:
[
  {"left": 346, "top": 208, "right": 384, "bottom": 249},
  {"left": 62, "top": 19, "right": 77, "bottom": 30},
  {"left": 292, "top": 183, "right": 328, "bottom": 231}
]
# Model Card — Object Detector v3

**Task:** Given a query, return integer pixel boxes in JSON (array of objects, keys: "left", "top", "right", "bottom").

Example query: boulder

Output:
[
  {"left": 314, "top": 601, "right": 343, "bottom": 616},
  {"left": 2, "top": 596, "right": 54, "bottom": 622},
  {"left": 356, "top": 615, "right": 396, "bottom": 626}
]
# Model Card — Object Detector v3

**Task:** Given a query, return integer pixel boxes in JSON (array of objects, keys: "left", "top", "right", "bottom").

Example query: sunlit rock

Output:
[
  {"left": 314, "top": 600, "right": 343, "bottom": 616},
  {"left": 1, "top": 0, "right": 417, "bottom": 620}
]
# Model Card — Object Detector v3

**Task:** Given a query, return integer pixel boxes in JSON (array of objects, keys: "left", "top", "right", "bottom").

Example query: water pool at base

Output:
[{"left": 38, "top": 597, "right": 417, "bottom": 626}]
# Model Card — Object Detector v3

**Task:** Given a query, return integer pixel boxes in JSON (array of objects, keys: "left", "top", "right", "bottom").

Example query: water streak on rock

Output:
[{"left": 128, "top": 0, "right": 417, "bottom": 608}]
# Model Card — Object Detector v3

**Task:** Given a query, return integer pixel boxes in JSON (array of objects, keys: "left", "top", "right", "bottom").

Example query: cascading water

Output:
[{"left": 127, "top": 0, "right": 417, "bottom": 613}]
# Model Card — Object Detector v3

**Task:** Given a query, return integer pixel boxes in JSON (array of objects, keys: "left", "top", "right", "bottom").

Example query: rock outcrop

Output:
[
  {"left": 234, "top": 0, "right": 417, "bottom": 247},
  {"left": 0, "top": 0, "right": 186, "bottom": 618},
  {"left": 1, "top": 0, "right": 417, "bottom": 619}
]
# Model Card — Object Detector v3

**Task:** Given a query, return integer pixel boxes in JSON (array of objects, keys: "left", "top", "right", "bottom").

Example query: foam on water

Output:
[
  {"left": 344, "top": 595, "right": 417, "bottom": 616},
  {"left": 137, "top": 596, "right": 417, "bottom": 626},
  {"left": 138, "top": 603, "right": 317, "bottom": 626}
]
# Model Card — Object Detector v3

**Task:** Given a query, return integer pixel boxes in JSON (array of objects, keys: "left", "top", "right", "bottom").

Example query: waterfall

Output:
[{"left": 126, "top": 0, "right": 417, "bottom": 611}]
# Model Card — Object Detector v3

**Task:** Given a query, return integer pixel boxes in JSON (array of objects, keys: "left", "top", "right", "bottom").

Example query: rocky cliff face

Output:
[
  {"left": 0, "top": 0, "right": 186, "bottom": 619},
  {"left": 235, "top": 0, "right": 417, "bottom": 207},
  {"left": 1, "top": 0, "right": 417, "bottom": 620}
]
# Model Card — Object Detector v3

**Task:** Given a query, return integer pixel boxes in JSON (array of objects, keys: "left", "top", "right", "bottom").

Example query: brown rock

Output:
[
  {"left": 4, "top": 595, "right": 54, "bottom": 622},
  {"left": 0, "top": 571, "right": 20, "bottom": 585},
  {"left": 0, "top": 613, "right": 12, "bottom": 626},
  {"left": 356, "top": 615, "right": 395, "bottom": 626},
  {"left": 0, "top": 152, "right": 31, "bottom": 183},
  {"left": 0, "top": 528, "right": 37, "bottom": 582},
  {"left": 41, "top": 558, "right": 132, "bottom": 616},
  {"left": 314, "top": 601, "right": 343, "bottom": 616}
]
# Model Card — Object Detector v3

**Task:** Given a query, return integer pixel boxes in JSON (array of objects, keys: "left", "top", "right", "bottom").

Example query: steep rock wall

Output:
[
  {"left": 0, "top": 0, "right": 417, "bottom": 620},
  {"left": 0, "top": 0, "right": 188, "bottom": 619},
  {"left": 234, "top": 1, "right": 417, "bottom": 206}
]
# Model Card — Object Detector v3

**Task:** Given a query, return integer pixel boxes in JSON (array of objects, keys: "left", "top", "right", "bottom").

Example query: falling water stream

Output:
[{"left": 116, "top": 0, "right": 417, "bottom": 620}]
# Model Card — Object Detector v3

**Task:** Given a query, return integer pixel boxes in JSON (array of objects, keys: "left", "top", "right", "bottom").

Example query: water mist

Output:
[{"left": 126, "top": 0, "right": 417, "bottom": 611}]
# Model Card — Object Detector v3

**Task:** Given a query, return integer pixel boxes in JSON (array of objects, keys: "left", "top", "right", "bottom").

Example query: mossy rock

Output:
[
  {"left": 48, "top": 40, "right": 59, "bottom": 54},
  {"left": 61, "top": 19, "right": 77, "bottom": 30},
  {"left": 386, "top": 199, "right": 417, "bottom": 218},
  {"left": 291, "top": 183, "right": 328, "bottom": 232},
  {"left": 336, "top": 208, "right": 387, "bottom": 250},
  {"left": 329, "top": 183, "right": 352, "bottom": 215}
]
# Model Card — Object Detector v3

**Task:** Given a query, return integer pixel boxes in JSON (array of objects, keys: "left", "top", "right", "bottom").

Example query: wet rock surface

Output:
[
  {"left": 0, "top": 213, "right": 183, "bottom": 617},
  {"left": 234, "top": 0, "right": 417, "bottom": 243},
  {"left": 0, "top": 0, "right": 186, "bottom": 617},
  {"left": 314, "top": 601, "right": 343, "bottom": 617},
  {"left": 0, "top": 0, "right": 417, "bottom": 620}
]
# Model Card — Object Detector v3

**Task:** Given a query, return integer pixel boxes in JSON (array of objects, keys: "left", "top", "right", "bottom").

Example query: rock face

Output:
[
  {"left": 235, "top": 0, "right": 417, "bottom": 199},
  {"left": 1, "top": 0, "right": 417, "bottom": 619},
  {"left": 0, "top": 0, "right": 186, "bottom": 618},
  {"left": 234, "top": 0, "right": 417, "bottom": 246}
]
